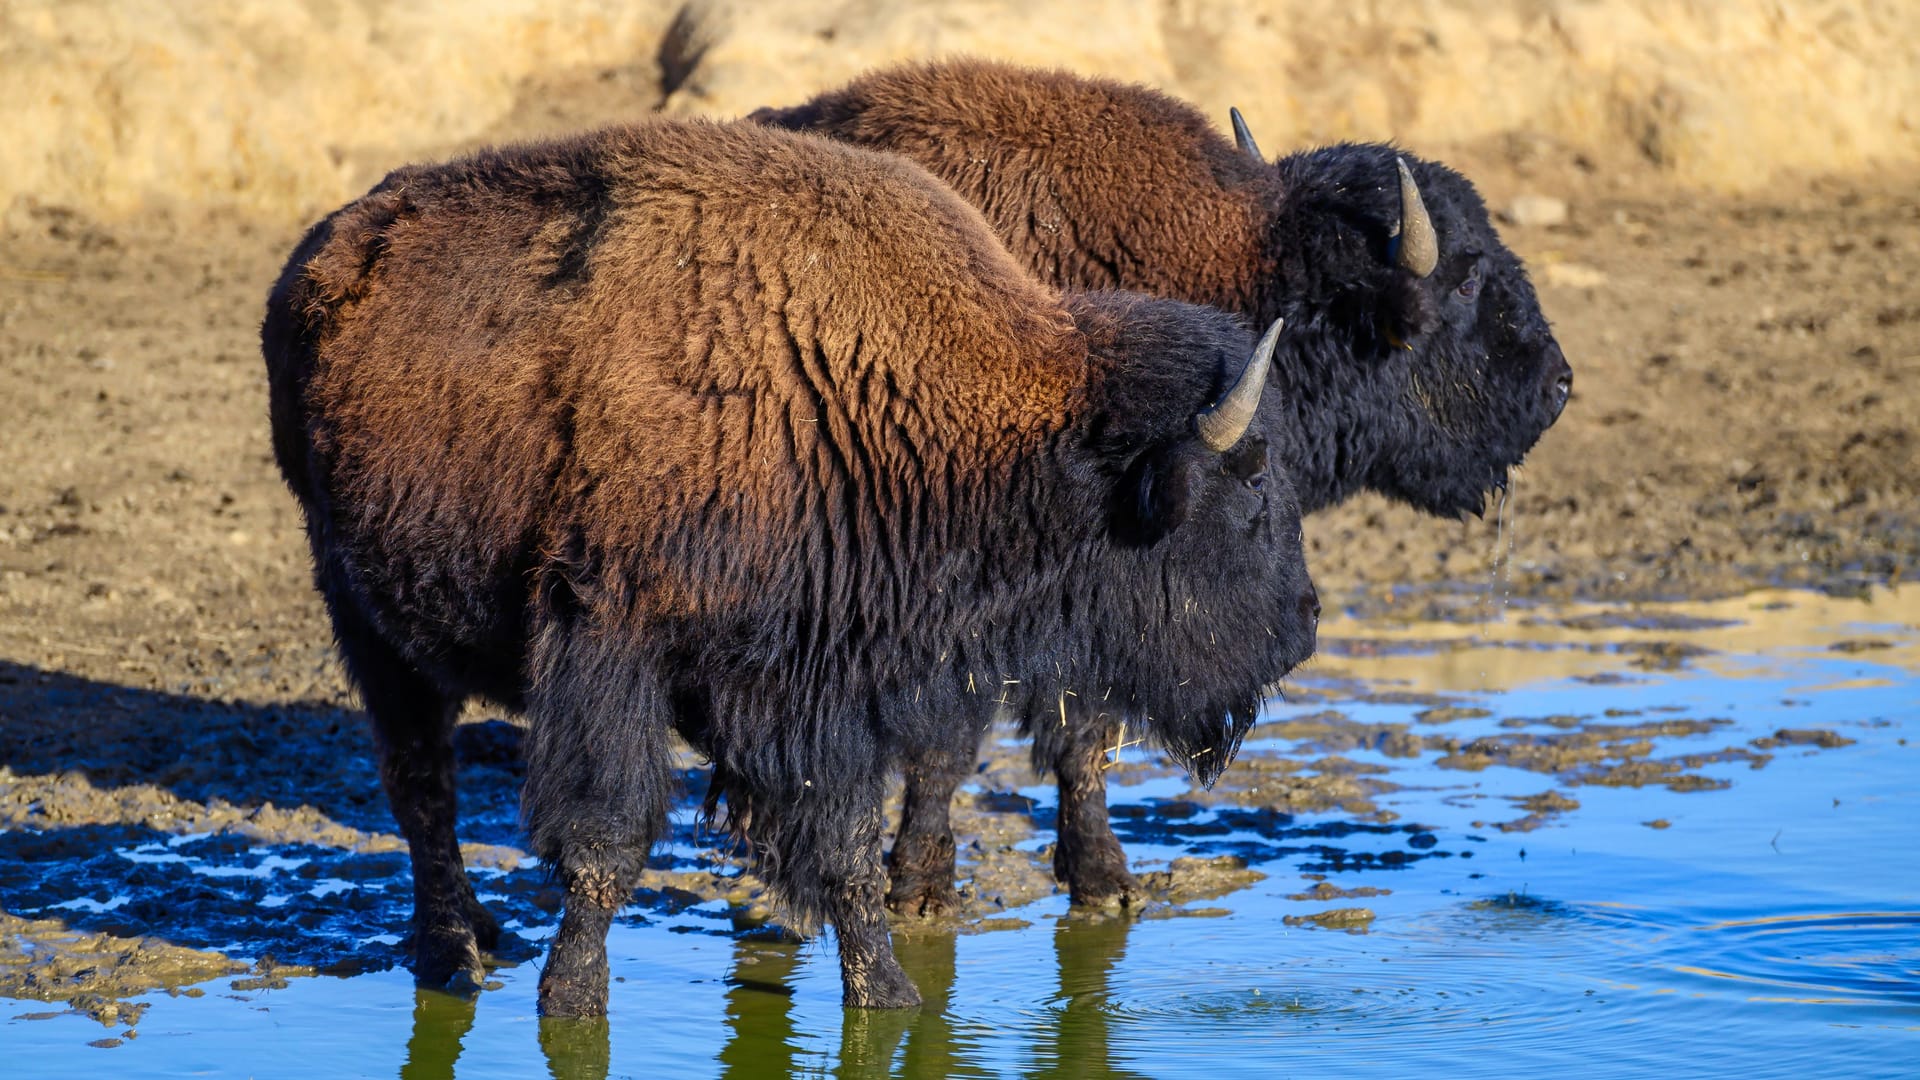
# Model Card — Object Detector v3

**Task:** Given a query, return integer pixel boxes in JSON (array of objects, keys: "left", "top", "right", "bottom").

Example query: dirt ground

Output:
[
  {"left": 3, "top": 140, "right": 1914, "bottom": 693},
  {"left": 1, "top": 110, "right": 1915, "bottom": 1019}
]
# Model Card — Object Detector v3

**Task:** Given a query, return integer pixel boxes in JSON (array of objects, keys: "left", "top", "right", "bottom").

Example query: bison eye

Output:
[
  {"left": 1456, "top": 270, "right": 1480, "bottom": 301},
  {"left": 1245, "top": 472, "right": 1267, "bottom": 492}
]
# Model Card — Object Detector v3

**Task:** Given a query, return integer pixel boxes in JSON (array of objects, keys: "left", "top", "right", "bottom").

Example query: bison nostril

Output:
[
  {"left": 1298, "top": 588, "right": 1321, "bottom": 623},
  {"left": 1547, "top": 362, "right": 1573, "bottom": 420}
]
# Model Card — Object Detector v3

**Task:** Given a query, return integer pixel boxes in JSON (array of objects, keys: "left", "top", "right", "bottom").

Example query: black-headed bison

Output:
[
  {"left": 262, "top": 118, "right": 1317, "bottom": 1012},
  {"left": 754, "top": 59, "right": 1573, "bottom": 912}
]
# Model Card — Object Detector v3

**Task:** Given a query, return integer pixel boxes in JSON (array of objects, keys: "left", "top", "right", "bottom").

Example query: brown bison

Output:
[
  {"left": 754, "top": 59, "right": 1573, "bottom": 913},
  {"left": 262, "top": 118, "right": 1317, "bottom": 1013}
]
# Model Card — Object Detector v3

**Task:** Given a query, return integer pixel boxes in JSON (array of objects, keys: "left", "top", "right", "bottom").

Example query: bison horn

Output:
[
  {"left": 1391, "top": 156, "right": 1439, "bottom": 278},
  {"left": 1229, "top": 107, "right": 1263, "bottom": 161},
  {"left": 1196, "top": 317, "right": 1282, "bottom": 452}
]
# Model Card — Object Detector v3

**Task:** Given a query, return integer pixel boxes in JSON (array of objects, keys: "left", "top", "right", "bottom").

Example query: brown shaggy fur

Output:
[
  {"left": 753, "top": 62, "right": 1270, "bottom": 308},
  {"left": 263, "top": 118, "right": 1317, "bottom": 1012},
  {"left": 756, "top": 59, "right": 1572, "bottom": 914}
]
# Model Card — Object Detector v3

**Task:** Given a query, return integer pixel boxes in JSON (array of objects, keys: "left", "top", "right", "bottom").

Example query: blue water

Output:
[{"left": 5, "top": 589, "right": 1917, "bottom": 1077}]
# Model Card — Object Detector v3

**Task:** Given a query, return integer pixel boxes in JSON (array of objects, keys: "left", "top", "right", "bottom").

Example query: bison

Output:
[
  {"left": 261, "top": 118, "right": 1318, "bottom": 1013},
  {"left": 753, "top": 59, "right": 1574, "bottom": 913}
]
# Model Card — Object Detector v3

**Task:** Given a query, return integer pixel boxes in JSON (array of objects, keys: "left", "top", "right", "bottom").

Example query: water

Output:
[{"left": 4, "top": 587, "right": 1917, "bottom": 1077}]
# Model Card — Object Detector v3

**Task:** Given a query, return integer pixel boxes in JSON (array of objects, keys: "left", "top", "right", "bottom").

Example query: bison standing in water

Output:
[
  {"left": 755, "top": 59, "right": 1574, "bottom": 913},
  {"left": 262, "top": 118, "right": 1317, "bottom": 1013}
]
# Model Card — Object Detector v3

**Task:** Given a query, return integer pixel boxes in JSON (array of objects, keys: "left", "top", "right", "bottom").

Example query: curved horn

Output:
[
  {"left": 1196, "top": 317, "right": 1282, "bottom": 452},
  {"left": 1391, "top": 156, "right": 1439, "bottom": 278},
  {"left": 1229, "top": 107, "right": 1263, "bottom": 161}
]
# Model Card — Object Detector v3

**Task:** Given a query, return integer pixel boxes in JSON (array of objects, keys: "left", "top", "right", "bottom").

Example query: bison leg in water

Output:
[
  {"left": 886, "top": 718, "right": 1139, "bottom": 912},
  {"left": 885, "top": 749, "right": 971, "bottom": 918},
  {"left": 762, "top": 776, "right": 921, "bottom": 1008},
  {"left": 522, "top": 631, "right": 674, "bottom": 1018},
  {"left": 1047, "top": 714, "right": 1141, "bottom": 907},
  {"left": 328, "top": 598, "right": 499, "bottom": 991}
]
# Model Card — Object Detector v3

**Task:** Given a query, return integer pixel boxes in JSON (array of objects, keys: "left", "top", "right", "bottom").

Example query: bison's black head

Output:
[
  {"left": 1239, "top": 130, "right": 1571, "bottom": 519},
  {"left": 1066, "top": 295, "right": 1319, "bottom": 785}
]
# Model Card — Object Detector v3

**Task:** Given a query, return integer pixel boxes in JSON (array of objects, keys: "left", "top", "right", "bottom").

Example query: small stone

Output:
[
  {"left": 1501, "top": 194, "right": 1568, "bottom": 227},
  {"left": 1544, "top": 262, "right": 1609, "bottom": 289}
]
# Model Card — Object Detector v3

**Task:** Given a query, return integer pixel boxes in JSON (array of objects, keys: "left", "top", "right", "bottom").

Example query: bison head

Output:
[
  {"left": 1064, "top": 297, "right": 1319, "bottom": 784},
  {"left": 1246, "top": 136, "right": 1572, "bottom": 519}
]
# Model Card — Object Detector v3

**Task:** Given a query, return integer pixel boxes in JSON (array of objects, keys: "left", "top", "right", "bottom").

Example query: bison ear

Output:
[
  {"left": 1379, "top": 271, "right": 1441, "bottom": 349},
  {"left": 1113, "top": 448, "right": 1191, "bottom": 546}
]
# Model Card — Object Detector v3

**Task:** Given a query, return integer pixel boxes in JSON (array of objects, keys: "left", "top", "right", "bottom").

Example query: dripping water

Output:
[
  {"left": 1480, "top": 476, "right": 1516, "bottom": 688},
  {"left": 1499, "top": 472, "right": 1519, "bottom": 616}
]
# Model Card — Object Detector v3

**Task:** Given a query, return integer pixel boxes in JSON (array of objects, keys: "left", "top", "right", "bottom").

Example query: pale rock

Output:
[
  {"left": 1544, "top": 262, "right": 1609, "bottom": 290},
  {"left": 1501, "top": 194, "right": 1570, "bottom": 228}
]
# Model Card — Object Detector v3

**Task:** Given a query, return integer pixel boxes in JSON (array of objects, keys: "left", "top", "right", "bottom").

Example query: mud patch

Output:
[
  {"left": 1281, "top": 907, "right": 1375, "bottom": 933},
  {"left": 1135, "top": 855, "right": 1266, "bottom": 903},
  {"left": 1286, "top": 881, "right": 1391, "bottom": 902},
  {"left": 0, "top": 911, "right": 247, "bottom": 1025},
  {"left": 1752, "top": 728, "right": 1856, "bottom": 750},
  {"left": 1485, "top": 790, "right": 1582, "bottom": 833}
]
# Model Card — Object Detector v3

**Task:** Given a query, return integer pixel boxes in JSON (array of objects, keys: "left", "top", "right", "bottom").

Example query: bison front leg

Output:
[
  {"left": 521, "top": 633, "right": 675, "bottom": 1017},
  {"left": 885, "top": 746, "right": 972, "bottom": 917},
  {"left": 1049, "top": 714, "right": 1142, "bottom": 908}
]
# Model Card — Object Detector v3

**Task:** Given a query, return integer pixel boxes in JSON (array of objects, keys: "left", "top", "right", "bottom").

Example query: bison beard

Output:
[
  {"left": 262, "top": 118, "right": 1316, "bottom": 1012},
  {"left": 754, "top": 58, "right": 1571, "bottom": 913}
]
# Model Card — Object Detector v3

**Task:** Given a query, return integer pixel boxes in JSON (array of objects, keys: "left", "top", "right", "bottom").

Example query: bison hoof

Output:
[
  {"left": 1066, "top": 868, "right": 1142, "bottom": 910},
  {"left": 843, "top": 962, "right": 922, "bottom": 1009},
  {"left": 885, "top": 878, "right": 962, "bottom": 919},
  {"left": 537, "top": 973, "right": 610, "bottom": 1018},
  {"left": 413, "top": 924, "right": 487, "bottom": 994}
]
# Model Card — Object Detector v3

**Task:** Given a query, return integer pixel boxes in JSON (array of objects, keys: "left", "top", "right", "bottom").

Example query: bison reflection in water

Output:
[
  {"left": 263, "top": 119, "right": 1317, "bottom": 1012},
  {"left": 755, "top": 59, "right": 1573, "bottom": 912}
]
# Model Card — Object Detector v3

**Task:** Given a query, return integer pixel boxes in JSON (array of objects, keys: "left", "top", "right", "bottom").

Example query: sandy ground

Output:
[{"left": 2, "top": 70, "right": 1916, "bottom": 1023}]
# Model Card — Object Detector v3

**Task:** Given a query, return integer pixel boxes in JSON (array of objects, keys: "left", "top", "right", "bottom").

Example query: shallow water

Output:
[{"left": 5, "top": 587, "right": 1917, "bottom": 1077}]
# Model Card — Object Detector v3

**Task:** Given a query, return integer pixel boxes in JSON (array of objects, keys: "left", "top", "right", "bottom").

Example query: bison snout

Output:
[
  {"left": 1543, "top": 344, "right": 1573, "bottom": 423},
  {"left": 1298, "top": 584, "right": 1321, "bottom": 625}
]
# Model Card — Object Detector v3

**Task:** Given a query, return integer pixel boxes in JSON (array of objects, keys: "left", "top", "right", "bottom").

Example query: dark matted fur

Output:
[
  {"left": 754, "top": 58, "right": 1572, "bottom": 911},
  {"left": 262, "top": 119, "right": 1316, "bottom": 1013}
]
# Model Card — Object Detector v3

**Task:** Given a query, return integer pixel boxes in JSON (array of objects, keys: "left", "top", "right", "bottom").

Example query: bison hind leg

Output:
[
  {"left": 522, "top": 630, "right": 677, "bottom": 1017},
  {"left": 327, "top": 595, "right": 494, "bottom": 992},
  {"left": 885, "top": 745, "right": 973, "bottom": 918},
  {"left": 738, "top": 764, "right": 921, "bottom": 1008}
]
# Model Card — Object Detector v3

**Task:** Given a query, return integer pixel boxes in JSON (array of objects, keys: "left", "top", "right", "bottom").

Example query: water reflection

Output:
[
  {"left": 711, "top": 932, "right": 974, "bottom": 1078},
  {"left": 718, "top": 939, "right": 806, "bottom": 1078},
  {"left": 1030, "top": 915, "right": 1150, "bottom": 1080},
  {"left": 706, "top": 917, "right": 1150, "bottom": 1077},
  {"left": 400, "top": 989, "right": 476, "bottom": 1080},
  {"left": 538, "top": 1015, "right": 612, "bottom": 1080},
  {"left": 397, "top": 984, "right": 613, "bottom": 1080},
  {"left": 887, "top": 934, "right": 967, "bottom": 1077}
]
